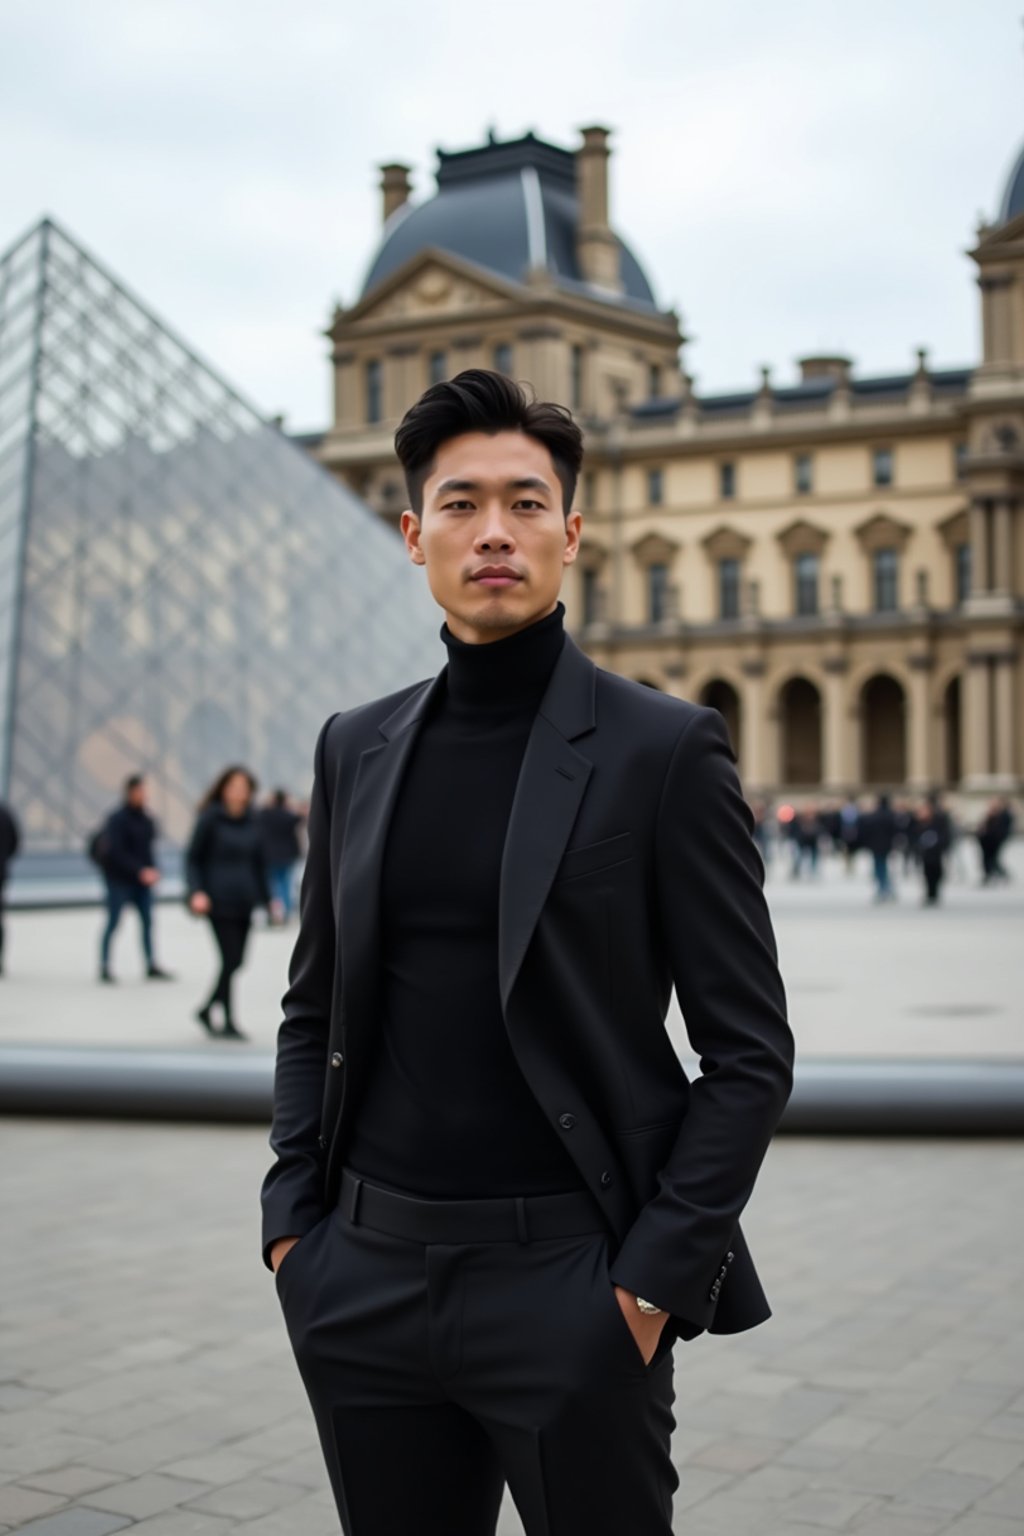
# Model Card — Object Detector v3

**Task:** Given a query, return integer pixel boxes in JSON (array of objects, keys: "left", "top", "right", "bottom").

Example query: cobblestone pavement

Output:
[
  {"left": 1, "top": 840, "right": 1022, "bottom": 1061},
  {"left": 1, "top": 1121, "right": 1022, "bottom": 1535}
]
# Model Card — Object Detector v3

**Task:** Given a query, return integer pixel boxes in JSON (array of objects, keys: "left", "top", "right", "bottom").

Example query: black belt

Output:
[{"left": 339, "top": 1168, "right": 608, "bottom": 1245}]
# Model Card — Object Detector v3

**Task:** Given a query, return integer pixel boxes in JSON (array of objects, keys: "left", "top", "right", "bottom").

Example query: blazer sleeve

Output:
[
  {"left": 259, "top": 714, "right": 339, "bottom": 1267},
  {"left": 608, "top": 705, "right": 794, "bottom": 1328}
]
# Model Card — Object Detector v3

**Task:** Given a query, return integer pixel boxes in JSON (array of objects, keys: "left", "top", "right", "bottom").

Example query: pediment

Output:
[
  {"left": 936, "top": 506, "right": 969, "bottom": 548},
  {"left": 777, "top": 518, "right": 829, "bottom": 557},
  {"left": 339, "top": 249, "right": 526, "bottom": 329},
  {"left": 701, "top": 524, "right": 751, "bottom": 561},
  {"left": 854, "top": 511, "right": 913, "bottom": 551},
  {"left": 631, "top": 531, "right": 680, "bottom": 566},
  {"left": 973, "top": 212, "right": 1024, "bottom": 260}
]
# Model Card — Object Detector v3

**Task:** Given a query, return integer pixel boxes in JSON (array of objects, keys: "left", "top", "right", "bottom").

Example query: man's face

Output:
[
  {"left": 127, "top": 782, "right": 146, "bottom": 809},
  {"left": 401, "top": 430, "right": 582, "bottom": 644}
]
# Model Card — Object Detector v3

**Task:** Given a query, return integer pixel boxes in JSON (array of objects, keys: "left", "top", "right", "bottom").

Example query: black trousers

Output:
[
  {"left": 205, "top": 912, "right": 251, "bottom": 1019},
  {"left": 275, "top": 1173, "right": 678, "bottom": 1536}
]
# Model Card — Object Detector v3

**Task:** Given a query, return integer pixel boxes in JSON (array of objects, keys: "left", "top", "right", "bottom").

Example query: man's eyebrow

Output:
[{"left": 433, "top": 476, "right": 554, "bottom": 495}]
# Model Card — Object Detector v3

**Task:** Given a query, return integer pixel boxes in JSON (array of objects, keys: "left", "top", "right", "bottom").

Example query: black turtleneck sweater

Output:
[{"left": 347, "top": 602, "right": 584, "bottom": 1197}]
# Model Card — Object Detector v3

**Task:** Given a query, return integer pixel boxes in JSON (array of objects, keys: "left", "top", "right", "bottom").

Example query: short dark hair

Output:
[
  {"left": 394, "top": 369, "right": 583, "bottom": 517},
  {"left": 125, "top": 773, "right": 144, "bottom": 794}
]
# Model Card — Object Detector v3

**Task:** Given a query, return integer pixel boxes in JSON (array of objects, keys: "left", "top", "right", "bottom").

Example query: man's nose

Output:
[{"left": 475, "top": 511, "right": 516, "bottom": 551}]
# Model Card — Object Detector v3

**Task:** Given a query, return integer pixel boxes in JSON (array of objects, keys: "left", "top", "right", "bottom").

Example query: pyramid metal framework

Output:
[{"left": 0, "top": 218, "right": 442, "bottom": 852}]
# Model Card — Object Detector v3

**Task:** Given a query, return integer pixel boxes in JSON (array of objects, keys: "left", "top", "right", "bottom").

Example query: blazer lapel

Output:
[
  {"left": 338, "top": 671, "right": 446, "bottom": 1031},
  {"left": 499, "top": 635, "right": 597, "bottom": 1012}
]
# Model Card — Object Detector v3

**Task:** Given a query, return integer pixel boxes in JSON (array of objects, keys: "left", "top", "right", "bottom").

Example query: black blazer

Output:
[{"left": 261, "top": 634, "right": 794, "bottom": 1341}]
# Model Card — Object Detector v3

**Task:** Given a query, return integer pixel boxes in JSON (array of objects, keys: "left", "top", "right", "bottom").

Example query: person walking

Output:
[
  {"left": 0, "top": 799, "right": 20, "bottom": 977},
  {"left": 186, "top": 766, "right": 274, "bottom": 1040},
  {"left": 98, "top": 774, "right": 173, "bottom": 984},
  {"left": 861, "top": 792, "right": 898, "bottom": 902},
  {"left": 916, "top": 795, "right": 951, "bottom": 906},
  {"left": 261, "top": 370, "right": 793, "bottom": 1536},
  {"left": 977, "top": 798, "right": 1015, "bottom": 885},
  {"left": 258, "top": 790, "right": 305, "bottom": 923}
]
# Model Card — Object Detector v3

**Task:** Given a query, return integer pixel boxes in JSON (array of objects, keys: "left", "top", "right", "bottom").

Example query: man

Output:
[
  {"left": 99, "top": 774, "right": 173, "bottom": 983},
  {"left": 0, "top": 798, "right": 19, "bottom": 977},
  {"left": 261, "top": 370, "right": 793, "bottom": 1535},
  {"left": 861, "top": 791, "right": 898, "bottom": 903}
]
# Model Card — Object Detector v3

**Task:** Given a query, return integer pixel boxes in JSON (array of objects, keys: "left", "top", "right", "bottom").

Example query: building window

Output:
[
  {"left": 719, "top": 461, "right": 736, "bottom": 500},
  {"left": 570, "top": 345, "right": 583, "bottom": 410},
  {"left": 794, "top": 551, "right": 820, "bottom": 616},
  {"left": 794, "top": 453, "right": 813, "bottom": 495},
  {"left": 873, "top": 547, "right": 899, "bottom": 612},
  {"left": 428, "top": 351, "right": 447, "bottom": 386},
  {"left": 648, "top": 562, "right": 670, "bottom": 623},
  {"left": 647, "top": 467, "right": 664, "bottom": 506},
  {"left": 365, "top": 359, "right": 382, "bottom": 424},
  {"left": 955, "top": 542, "right": 971, "bottom": 605},
  {"left": 718, "top": 557, "right": 741, "bottom": 620},
  {"left": 493, "top": 342, "right": 513, "bottom": 376},
  {"left": 873, "top": 447, "right": 893, "bottom": 487},
  {"left": 648, "top": 362, "right": 661, "bottom": 399},
  {"left": 581, "top": 567, "right": 601, "bottom": 625},
  {"left": 954, "top": 441, "right": 968, "bottom": 479}
]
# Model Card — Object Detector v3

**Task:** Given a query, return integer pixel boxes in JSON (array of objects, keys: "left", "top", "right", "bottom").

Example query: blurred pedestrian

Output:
[
  {"left": 789, "top": 804, "right": 821, "bottom": 879},
  {"left": 259, "top": 789, "right": 305, "bottom": 923},
  {"left": 838, "top": 795, "right": 861, "bottom": 873},
  {"left": 98, "top": 774, "right": 173, "bottom": 984},
  {"left": 186, "top": 765, "right": 276, "bottom": 1040},
  {"left": 861, "top": 792, "right": 897, "bottom": 902},
  {"left": 977, "top": 798, "right": 1015, "bottom": 885},
  {"left": 0, "top": 799, "right": 20, "bottom": 977},
  {"left": 916, "top": 795, "right": 951, "bottom": 906}
]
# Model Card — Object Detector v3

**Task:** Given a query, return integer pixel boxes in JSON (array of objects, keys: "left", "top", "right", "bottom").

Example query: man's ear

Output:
[
  {"left": 562, "top": 509, "right": 583, "bottom": 564},
  {"left": 400, "top": 509, "right": 425, "bottom": 565}
]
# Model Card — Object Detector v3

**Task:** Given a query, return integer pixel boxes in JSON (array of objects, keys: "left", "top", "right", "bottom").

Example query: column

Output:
[
  {"left": 906, "top": 659, "right": 933, "bottom": 790},
  {"left": 822, "top": 662, "right": 850, "bottom": 791},
  {"left": 741, "top": 663, "right": 767, "bottom": 788},
  {"left": 992, "top": 500, "right": 1014, "bottom": 596},
  {"left": 969, "top": 499, "right": 990, "bottom": 595},
  {"left": 962, "top": 654, "right": 992, "bottom": 782},
  {"left": 993, "top": 656, "right": 1017, "bottom": 780}
]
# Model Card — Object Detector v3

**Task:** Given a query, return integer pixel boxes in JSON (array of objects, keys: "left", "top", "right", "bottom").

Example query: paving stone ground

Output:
[
  {"left": 1, "top": 839, "right": 1022, "bottom": 1061},
  {"left": 1, "top": 1121, "right": 1022, "bottom": 1535},
  {"left": 0, "top": 839, "right": 1021, "bottom": 1532}
]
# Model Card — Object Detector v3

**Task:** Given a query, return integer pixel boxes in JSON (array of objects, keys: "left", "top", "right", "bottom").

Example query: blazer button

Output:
[
  {"left": 600, "top": 1170, "right": 613, "bottom": 1188},
  {"left": 331, "top": 1052, "right": 343, "bottom": 1068},
  {"left": 726, "top": 1251, "right": 735, "bottom": 1264},
  {"left": 558, "top": 1113, "right": 577, "bottom": 1131},
  {"left": 317, "top": 1135, "right": 327, "bottom": 1150}
]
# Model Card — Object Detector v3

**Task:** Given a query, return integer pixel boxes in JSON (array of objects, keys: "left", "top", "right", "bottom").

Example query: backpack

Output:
[{"left": 86, "top": 816, "right": 113, "bottom": 872}]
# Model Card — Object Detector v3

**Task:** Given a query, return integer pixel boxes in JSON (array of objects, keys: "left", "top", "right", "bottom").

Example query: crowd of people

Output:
[
  {"left": 751, "top": 793, "right": 1016, "bottom": 906},
  {"left": 0, "top": 771, "right": 307, "bottom": 1039}
]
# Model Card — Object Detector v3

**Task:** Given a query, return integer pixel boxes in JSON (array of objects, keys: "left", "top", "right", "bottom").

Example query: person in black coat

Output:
[
  {"left": 99, "top": 774, "right": 173, "bottom": 983},
  {"left": 186, "top": 765, "right": 274, "bottom": 1040},
  {"left": 860, "top": 792, "right": 898, "bottom": 902},
  {"left": 0, "top": 799, "right": 20, "bottom": 977},
  {"left": 977, "top": 798, "right": 1015, "bottom": 885},
  {"left": 916, "top": 795, "right": 952, "bottom": 906},
  {"left": 258, "top": 790, "right": 306, "bottom": 923}
]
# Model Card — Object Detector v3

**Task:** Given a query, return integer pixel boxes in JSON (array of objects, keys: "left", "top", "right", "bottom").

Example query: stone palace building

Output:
[{"left": 305, "top": 127, "right": 1024, "bottom": 802}]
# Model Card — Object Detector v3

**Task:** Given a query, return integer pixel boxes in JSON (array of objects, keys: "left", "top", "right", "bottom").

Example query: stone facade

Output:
[{"left": 310, "top": 129, "right": 1024, "bottom": 801}]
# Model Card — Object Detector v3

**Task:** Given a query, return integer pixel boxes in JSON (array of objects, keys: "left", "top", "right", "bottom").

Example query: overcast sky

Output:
[{"left": 2, "top": 1, "right": 1021, "bottom": 430}]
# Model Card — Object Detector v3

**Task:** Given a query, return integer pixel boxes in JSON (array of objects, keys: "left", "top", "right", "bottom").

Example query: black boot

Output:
[
  {"left": 147, "top": 964, "right": 175, "bottom": 981},
  {"left": 99, "top": 967, "right": 116, "bottom": 984},
  {"left": 221, "top": 1020, "right": 248, "bottom": 1041},
  {"left": 195, "top": 1005, "right": 217, "bottom": 1036}
]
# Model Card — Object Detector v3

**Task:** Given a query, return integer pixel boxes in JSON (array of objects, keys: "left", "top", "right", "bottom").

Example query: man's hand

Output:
[
  {"left": 139, "top": 867, "right": 160, "bottom": 887},
  {"left": 189, "top": 891, "right": 211, "bottom": 916},
  {"left": 613, "top": 1285, "right": 668, "bottom": 1366},
  {"left": 270, "top": 1236, "right": 301, "bottom": 1273}
]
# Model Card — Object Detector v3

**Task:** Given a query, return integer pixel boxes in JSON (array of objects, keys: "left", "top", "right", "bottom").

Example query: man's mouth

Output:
[{"left": 471, "top": 567, "right": 523, "bottom": 588}]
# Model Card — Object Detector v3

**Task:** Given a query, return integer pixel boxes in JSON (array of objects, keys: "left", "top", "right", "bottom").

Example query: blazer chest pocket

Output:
[{"left": 554, "top": 831, "right": 635, "bottom": 884}]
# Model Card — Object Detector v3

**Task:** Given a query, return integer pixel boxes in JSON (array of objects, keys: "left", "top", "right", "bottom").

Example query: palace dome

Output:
[
  {"left": 998, "top": 141, "right": 1024, "bottom": 224},
  {"left": 361, "top": 130, "right": 658, "bottom": 311}
]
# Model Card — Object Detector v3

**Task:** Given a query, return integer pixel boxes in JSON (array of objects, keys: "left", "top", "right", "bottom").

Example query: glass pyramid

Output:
[{"left": 0, "top": 217, "right": 443, "bottom": 853}]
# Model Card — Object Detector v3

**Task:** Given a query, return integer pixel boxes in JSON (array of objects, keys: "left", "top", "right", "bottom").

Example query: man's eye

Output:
[
  {"left": 513, "top": 500, "right": 543, "bottom": 511},
  {"left": 442, "top": 501, "right": 474, "bottom": 511}
]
